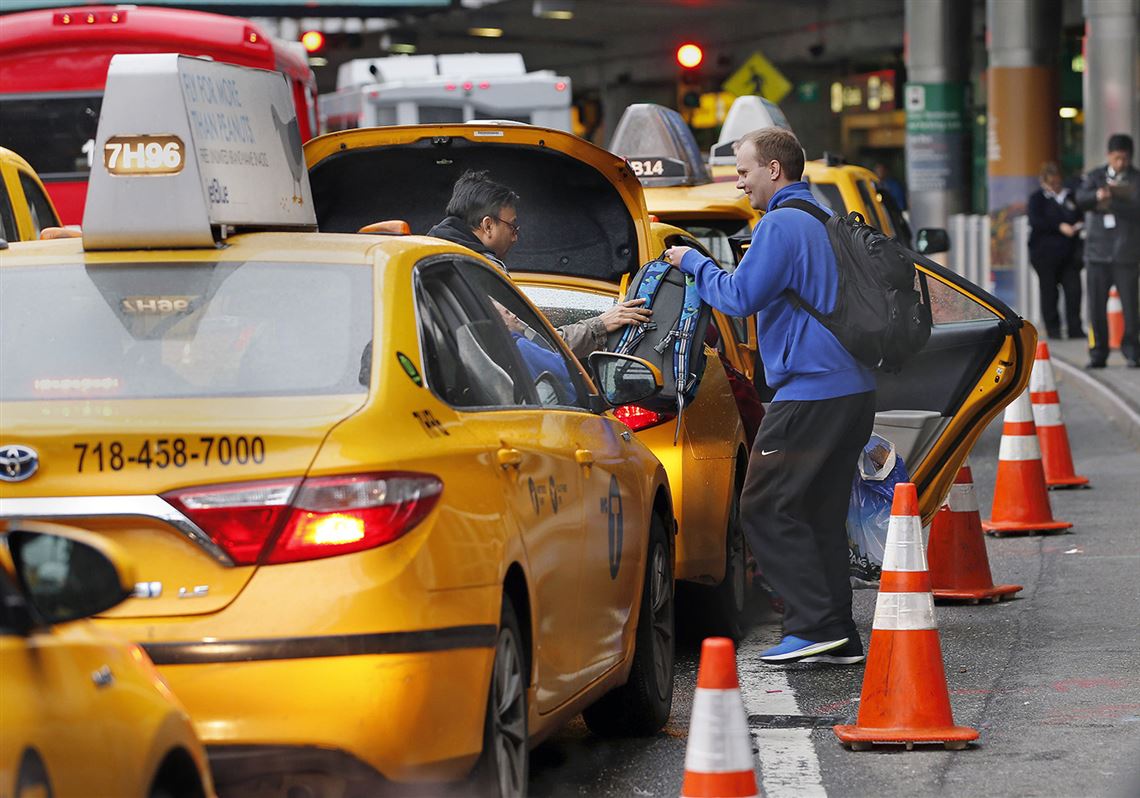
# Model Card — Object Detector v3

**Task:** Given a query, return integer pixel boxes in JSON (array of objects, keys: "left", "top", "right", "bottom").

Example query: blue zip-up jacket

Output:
[{"left": 678, "top": 182, "right": 875, "bottom": 401}]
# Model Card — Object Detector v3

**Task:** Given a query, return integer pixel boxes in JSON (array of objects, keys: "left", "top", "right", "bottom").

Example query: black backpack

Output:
[
  {"left": 782, "top": 199, "right": 931, "bottom": 372},
  {"left": 608, "top": 259, "right": 712, "bottom": 426}
]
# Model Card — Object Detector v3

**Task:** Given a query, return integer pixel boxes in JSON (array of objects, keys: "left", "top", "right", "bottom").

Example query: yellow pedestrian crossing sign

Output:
[{"left": 722, "top": 50, "right": 792, "bottom": 104}]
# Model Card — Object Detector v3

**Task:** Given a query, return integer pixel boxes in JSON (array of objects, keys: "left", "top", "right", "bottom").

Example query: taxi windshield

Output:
[{"left": 0, "top": 260, "right": 372, "bottom": 401}]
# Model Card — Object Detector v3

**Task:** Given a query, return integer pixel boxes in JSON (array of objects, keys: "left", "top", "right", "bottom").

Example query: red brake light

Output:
[
  {"left": 163, "top": 472, "right": 442, "bottom": 566},
  {"left": 555, "top": 81, "right": 568, "bottom": 91},
  {"left": 613, "top": 404, "right": 676, "bottom": 432},
  {"left": 478, "top": 81, "right": 491, "bottom": 89},
  {"left": 462, "top": 81, "right": 474, "bottom": 91},
  {"left": 163, "top": 479, "right": 299, "bottom": 565}
]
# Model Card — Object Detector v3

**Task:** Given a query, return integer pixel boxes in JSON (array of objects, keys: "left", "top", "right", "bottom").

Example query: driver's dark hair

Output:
[{"left": 446, "top": 170, "right": 520, "bottom": 230}]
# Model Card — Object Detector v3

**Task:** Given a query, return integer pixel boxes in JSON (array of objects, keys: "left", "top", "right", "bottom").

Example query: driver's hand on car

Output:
[{"left": 598, "top": 298, "right": 652, "bottom": 332}]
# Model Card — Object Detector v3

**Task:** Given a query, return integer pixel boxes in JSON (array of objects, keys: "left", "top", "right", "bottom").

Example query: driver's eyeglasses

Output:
[{"left": 495, "top": 216, "right": 521, "bottom": 235}]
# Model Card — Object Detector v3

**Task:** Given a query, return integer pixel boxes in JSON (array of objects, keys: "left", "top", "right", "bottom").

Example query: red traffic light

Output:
[
  {"left": 676, "top": 43, "right": 703, "bottom": 69},
  {"left": 301, "top": 30, "right": 325, "bottom": 54}
]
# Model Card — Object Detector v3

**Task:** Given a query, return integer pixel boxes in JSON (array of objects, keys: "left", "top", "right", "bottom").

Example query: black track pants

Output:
[{"left": 740, "top": 390, "right": 876, "bottom": 643}]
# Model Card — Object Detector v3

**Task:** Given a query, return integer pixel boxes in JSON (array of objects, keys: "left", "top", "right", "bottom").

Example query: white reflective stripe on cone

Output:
[
  {"left": 1030, "top": 361, "right": 1057, "bottom": 393},
  {"left": 882, "top": 514, "right": 927, "bottom": 572},
  {"left": 1032, "top": 402, "right": 1063, "bottom": 428},
  {"left": 999, "top": 434, "right": 1042, "bottom": 461},
  {"left": 1005, "top": 391, "right": 1034, "bottom": 423},
  {"left": 946, "top": 483, "right": 979, "bottom": 513},
  {"left": 872, "top": 592, "right": 938, "bottom": 631},
  {"left": 685, "top": 688, "right": 754, "bottom": 773}
]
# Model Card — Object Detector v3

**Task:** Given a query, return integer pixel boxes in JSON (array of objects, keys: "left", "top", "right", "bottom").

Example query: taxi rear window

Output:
[{"left": 0, "top": 261, "right": 372, "bottom": 401}]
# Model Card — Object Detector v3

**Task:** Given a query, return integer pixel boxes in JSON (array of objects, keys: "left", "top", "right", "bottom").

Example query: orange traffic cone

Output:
[
  {"left": 929, "top": 460, "right": 1022, "bottom": 603},
  {"left": 1030, "top": 342, "right": 1089, "bottom": 489},
  {"left": 1108, "top": 287, "right": 1124, "bottom": 350},
  {"left": 834, "top": 483, "right": 979, "bottom": 751},
  {"left": 681, "top": 637, "right": 759, "bottom": 798},
  {"left": 981, "top": 388, "right": 1073, "bottom": 536}
]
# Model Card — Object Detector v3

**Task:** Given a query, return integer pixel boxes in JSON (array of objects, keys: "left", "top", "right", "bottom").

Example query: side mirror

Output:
[
  {"left": 588, "top": 352, "right": 663, "bottom": 407},
  {"left": 915, "top": 227, "right": 950, "bottom": 255},
  {"left": 7, "top": 522, "right": 134, "bottom": 626}
]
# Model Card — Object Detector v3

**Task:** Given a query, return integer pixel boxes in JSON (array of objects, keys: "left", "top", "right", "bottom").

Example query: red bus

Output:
[{"left": 0, "top": 5, "right": 318, "bottom": 224}]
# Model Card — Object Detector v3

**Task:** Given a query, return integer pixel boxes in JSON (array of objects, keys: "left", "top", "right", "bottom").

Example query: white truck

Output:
[{"left": 320, "top": 52, "right": 572, "bottom": 132}]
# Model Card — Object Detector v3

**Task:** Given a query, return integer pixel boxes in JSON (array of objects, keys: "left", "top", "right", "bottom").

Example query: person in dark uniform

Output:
[
  {"left": 1027, "top": 162, "right": 1084, "bottom": 340},
  {"left": 1075, "top": 134, "right": 1140, "bottom": 368}
]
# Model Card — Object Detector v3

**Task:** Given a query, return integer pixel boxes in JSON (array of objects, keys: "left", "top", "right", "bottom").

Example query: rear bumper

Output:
[{"left": 151, "top": 639, "right": 495, "bottom": 784}]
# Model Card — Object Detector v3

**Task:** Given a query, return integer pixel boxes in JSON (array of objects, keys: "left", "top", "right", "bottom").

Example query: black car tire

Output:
[
  {"left": 582, "top": 513, "right": 674, "bottom": 737},
  {"left": 470, "top": 597, "right": 529, "bottom": 798}
]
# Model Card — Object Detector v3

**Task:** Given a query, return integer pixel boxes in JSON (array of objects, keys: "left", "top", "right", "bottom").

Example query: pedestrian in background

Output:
[
  {"left": 873, "top": 162, "right": 907, "bottom": 212},
  {"left": 1075, "top": 134, "right": 1140, "bottom": 368},
  {"left": 1028, "top": 162, "right": 1084, "bottom": 340},
  {"left": 665, "top": 128, "right": 875, "bottom": 666}
]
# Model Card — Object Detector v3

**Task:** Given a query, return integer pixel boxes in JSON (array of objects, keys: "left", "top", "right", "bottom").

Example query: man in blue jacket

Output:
[{"left": 665, "top": 127, "right": 875, "bottom": 665}]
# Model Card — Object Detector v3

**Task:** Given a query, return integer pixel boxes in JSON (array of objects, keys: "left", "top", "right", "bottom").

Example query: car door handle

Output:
[
  {"left": 497, "top": 448, "right": 523, "bottom": 469},
  {"left": 575, "top": 449, "right": 594, "bottom": 468}
]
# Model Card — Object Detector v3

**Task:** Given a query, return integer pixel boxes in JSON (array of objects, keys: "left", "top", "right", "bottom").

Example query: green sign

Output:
[
  {"left": 796, "top": 82, "right": 821, "bottom": 103},
  {"left": 905, "top": 82, "right": 968, "bottom": 193}
]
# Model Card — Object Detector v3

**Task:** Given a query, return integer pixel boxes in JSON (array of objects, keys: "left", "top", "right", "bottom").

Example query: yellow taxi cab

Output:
[
  {"left": 306, "top": 115, "right": 752, "bottom": 637},
  {"left": 614, "top": 101, "right": 1034, "bottom": 523},
  {"left": 0, "top": 55, "right": 676, "bottom": 798},
  {"left": 0, "top": 147, "right": 61, "bottom": 243},
  {"left": 0, "top": 520, "right": 214, "bottom": 798}
]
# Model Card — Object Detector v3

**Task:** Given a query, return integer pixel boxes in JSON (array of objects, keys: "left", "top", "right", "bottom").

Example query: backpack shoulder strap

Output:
[
  {"left": 613, "top": 259, "right": 668, "bottom": 353},
  {"left": 775, "top": 199, "right": 831, "bottom": 324},
  {"left": 780, "top": 198, "right": 830, "bottom": 225}
]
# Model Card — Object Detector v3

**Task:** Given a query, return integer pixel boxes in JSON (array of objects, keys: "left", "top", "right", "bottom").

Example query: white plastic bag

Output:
[{"left": 847, "top": 433, "right": 908, "bottom": 585}]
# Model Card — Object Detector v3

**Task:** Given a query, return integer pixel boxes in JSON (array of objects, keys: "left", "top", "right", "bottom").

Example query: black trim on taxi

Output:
[{"left": 142, "top": 624, "right": 498, "bottom": 665}]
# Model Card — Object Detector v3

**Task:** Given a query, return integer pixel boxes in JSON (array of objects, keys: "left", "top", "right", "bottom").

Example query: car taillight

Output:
[
  {"left": 268, "top": 473, "right": 442, "bottom": 564},
  {"left": 163, "top": 473, "right": 442, "bottom": 565},
  {"left": 613, "top": 404, "right": 676, "bottom": 432},
  {"left": 164, "top": 479, "right": 299, "bottom": 565}
]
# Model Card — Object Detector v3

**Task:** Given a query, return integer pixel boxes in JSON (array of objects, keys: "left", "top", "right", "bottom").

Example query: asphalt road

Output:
[{"left": 528, "top": 367, "right": 1140, "bottom": 798}]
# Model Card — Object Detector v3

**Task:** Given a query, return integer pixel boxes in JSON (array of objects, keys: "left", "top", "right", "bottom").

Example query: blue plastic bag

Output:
[{"left": 847, "top": 433, "right": 909, "bottom": 585}]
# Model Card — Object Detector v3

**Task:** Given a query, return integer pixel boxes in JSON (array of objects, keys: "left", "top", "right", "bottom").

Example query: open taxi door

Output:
[{"left": 876, "top": 258, "right": 1035, "bottom": 521}]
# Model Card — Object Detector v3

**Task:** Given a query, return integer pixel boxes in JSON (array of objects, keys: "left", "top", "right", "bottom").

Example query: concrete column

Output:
[
  {"left": 904, "top": 0, "right": 972, "bottom": 233},
  {"left": 986, "top": 0, "right": 1062, "bottom": 307},
  {"left": 1082, "top": 0, "right": 1139, "bottom": 170}
]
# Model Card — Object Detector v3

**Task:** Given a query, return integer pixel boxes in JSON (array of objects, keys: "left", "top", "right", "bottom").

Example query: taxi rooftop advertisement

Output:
[{"left": 83, "top": 54, "right": 316, "bottom": 251}]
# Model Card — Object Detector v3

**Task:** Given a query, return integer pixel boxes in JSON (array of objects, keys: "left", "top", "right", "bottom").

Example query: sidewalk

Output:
[{"left": 1037, "top": 335, "right": 1140, "bottom": 448}]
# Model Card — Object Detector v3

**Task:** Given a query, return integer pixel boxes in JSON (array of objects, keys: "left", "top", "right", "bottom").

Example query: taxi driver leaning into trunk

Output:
[
  {"left": 428, "top": 169, "right": 651, "bottom": 359},
  {"left": 665, "top": 128, "right": 876, "bottom": 666}
]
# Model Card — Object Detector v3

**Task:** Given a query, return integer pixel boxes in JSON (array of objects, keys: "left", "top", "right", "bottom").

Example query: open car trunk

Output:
[{"left": 307, "top": 125, "right": 648, "bottom": 283}]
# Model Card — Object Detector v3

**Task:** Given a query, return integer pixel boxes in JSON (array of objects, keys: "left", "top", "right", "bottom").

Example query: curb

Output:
[{"left": 1050, "top": 356, "right": 1140, "bottom": 450}]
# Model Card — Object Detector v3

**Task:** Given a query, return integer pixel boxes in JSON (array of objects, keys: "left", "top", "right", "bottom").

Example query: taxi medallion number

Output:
[
  {"left": 104, "top": 135, "right": 185, "bottom": 176},
  {"left": 74, "top": 436, "right": 265, "bottom": 472}
]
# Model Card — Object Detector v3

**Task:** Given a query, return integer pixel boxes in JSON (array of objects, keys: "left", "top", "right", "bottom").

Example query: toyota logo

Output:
[{"left": 0, "top": 445, "right": 39, "bottom": 483}]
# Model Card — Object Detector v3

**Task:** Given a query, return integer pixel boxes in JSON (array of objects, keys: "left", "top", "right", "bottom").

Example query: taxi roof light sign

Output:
[
  {"left": 83, "top": 54, "right": 316, "bottom": 251},
  {"left": 708, "top": 96, "right": 794, "bottom": 166},
  {"left": 607, "top": 103, "right": 710, "bottom": 188}
]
